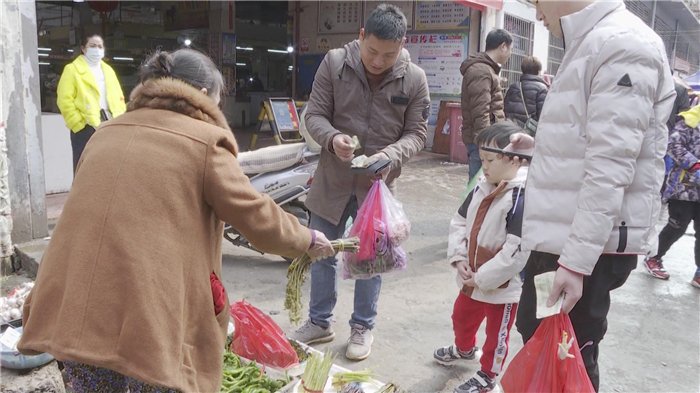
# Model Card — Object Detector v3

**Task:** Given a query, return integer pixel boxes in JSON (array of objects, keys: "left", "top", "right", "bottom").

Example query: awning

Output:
[
  {"left": 454, "top": 0, "right": 504, "bottom": 12},
  {"left": 684, "top": 71, "right": 700, "bottom": 91}
]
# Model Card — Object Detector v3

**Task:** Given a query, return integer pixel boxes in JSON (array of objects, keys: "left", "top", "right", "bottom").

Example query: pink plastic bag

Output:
[
  {"left": 343, "top": 180, "right": 411, "bottom": 279},
  {"left": 500, "top": 313, "right": 595, "bottom": 393},
  {"left": 230, "top": 300, "right": 299, "bottom": 369}
]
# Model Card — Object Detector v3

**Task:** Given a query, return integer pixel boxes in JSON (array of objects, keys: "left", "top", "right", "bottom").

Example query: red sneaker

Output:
[
  {"left": 644, "top": 257, "right": 670, "bottom": 280},
  {"left": 692, "top": 272, "right": 700, "bottom": 289}
]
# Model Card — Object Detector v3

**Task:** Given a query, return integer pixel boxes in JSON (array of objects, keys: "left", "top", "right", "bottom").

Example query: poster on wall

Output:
[
  {"left": 222, "top": 66, "right": 236, "bottom": 96},
  {"left": 162, "top": 1, "right": 209, "bottom": 31},
  {"left": 414, "top": 1, "right": 470, "bottom": 30},
  {"left": 403, "top": 33, "right": 468, "bottom": 96},
  {"left": 363, "top": 1, "right": 413, "bottom": 30},
  {"left": 318, "top": 1, "right": 362, "bottom": 34},
  {"left": 316, "top": 35, "right": 355, "bottom": 53},
  {"left": 222, "top": 34, "right": 236, "bottom": 66}
]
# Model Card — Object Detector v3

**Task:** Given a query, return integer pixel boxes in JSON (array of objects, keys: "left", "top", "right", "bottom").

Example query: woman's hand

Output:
[
  {"left": 504, "top": 133, "right": 535, "bottom": 165},
  {"left": 307, "top": 230, "right": 335, "bottom": 262}
]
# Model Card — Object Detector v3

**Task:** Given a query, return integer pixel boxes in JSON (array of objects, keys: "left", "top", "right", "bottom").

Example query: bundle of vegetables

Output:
[
  {"left": 376, "top": 382, "right": 406, "bottom": 393},
  {"left": 285, "top": 238, "right": 360, "bottom": 324},
  {"left": 1, "top": 282, "right": 34, "bottom": 323},
  {"left": 220, "top": 351, "right": 289, "bottom": 393},
  {"left": 300, "top": 350, "right": 336, "bottom": 393},
  {"left": 331, "top": 369, "right": 377, "bottom": 390}
]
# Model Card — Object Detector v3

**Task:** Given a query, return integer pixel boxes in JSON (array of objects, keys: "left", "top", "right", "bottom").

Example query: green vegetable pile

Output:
[
  {"left": 289, "top": 339, "right": 309, "bottom": 363},
  {"left": 332, "top": 369, "right": 377, "bottom": 390},
  {"left": 220, "top": 351, "right": 290, "bottom": 393}
]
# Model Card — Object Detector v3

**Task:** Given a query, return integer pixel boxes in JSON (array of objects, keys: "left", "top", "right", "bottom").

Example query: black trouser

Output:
[
  {"left": 655, "top": 199, "right": 700, "bottom": 268},
  {"left": 70, "top": 125, "right": 96, "bottom": 173},
  {"left": 516, "top": 252, "right": 637, "bottom": 392}
]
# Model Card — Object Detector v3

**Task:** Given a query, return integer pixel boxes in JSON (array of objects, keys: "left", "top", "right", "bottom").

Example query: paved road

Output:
[{"left": 221, "top": 152, "right": 700, "bottom": 393}]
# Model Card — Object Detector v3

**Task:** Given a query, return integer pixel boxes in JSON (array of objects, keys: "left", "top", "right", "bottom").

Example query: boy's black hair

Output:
[
  {"left": 485, "top": 29, "right": 513, "bottom": 51},
  {"left": 476, "top": 121, "right": 526, "bottom": 149}
]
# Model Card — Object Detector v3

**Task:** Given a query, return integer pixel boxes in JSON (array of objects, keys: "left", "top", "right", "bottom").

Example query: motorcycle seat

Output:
[{"left": 237, "top": 143, "right": 306, "bottom": 175}]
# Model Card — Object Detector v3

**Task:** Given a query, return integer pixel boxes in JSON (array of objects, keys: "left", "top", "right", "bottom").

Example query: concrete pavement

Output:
[{"left": 221, "top": 151, "right": 700, "bottom": 393}]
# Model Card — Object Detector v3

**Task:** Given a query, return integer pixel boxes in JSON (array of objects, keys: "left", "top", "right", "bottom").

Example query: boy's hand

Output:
[
  {"left": 454, "top": 261, "right": 473, "bottom": 280},
  {"left": 464, "top": 276, "right": 477, "bottom": 288}
]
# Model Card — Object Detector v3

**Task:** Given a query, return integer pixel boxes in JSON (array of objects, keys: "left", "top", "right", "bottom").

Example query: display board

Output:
[
  {"left": 222, "top": 34, "right": 236, "bottom": 66},
  {"left": 403, "top": 34, "right": 468, "bottom": 96},
  {"left": 269, "top": 99, "right": 301, "bottom": 132},
  {"left": 363, "top": 1, "right": 414, "bottom": 30},
  {"left": 318, "top": 1, "right": 362, "bottom": 34},
  {"left": 414, "top": 1, "right": 470, "bottom": 30}
]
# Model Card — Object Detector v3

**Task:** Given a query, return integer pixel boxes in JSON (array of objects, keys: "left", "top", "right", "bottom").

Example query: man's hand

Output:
[
  {"left": 332, "top": 134, "right": 355, "bottom": 162},
  {"left": 503, "top": 133, "right": 535, "bottom": 166},
  {"left": 547, "top": 267, "right": 584, "bottom": 314},
  {"left": 307, "top": 230, "right": 335, "bottom": 262},
  {"left": 365, "top": 152, "right": 391, "bottom": 181}
]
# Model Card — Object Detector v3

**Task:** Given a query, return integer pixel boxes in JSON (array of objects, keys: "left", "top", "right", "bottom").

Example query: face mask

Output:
[{"left": 85, "top": 47, "right": 104, "bottom": 62}]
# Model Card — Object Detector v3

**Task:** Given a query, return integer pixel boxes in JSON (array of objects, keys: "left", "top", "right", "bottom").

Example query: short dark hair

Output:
[
  {"left": 521, "top": 56, "right": 542, "bottom": 75},
  {"left": 485, "top": 29, "right": 513, "bottom": 51},
  {"left": 82, "top": 33, "right": 102, "bottom": 47},
  {"left": 140, "top": 49, "right": 225, "bottom": 100},
  {"left": 476, "top": 121, "right": 527, "bottom": 148},
  {"left": 364, "top": 4, "right": 407, "bottom": 42}
]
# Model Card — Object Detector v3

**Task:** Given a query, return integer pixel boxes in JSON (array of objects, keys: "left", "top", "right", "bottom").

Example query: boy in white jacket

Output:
[{"left": 435, "top": 122, "right": 531, "bottom": 393}]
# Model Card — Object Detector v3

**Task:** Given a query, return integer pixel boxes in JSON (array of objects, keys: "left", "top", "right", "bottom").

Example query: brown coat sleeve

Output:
[
  {"left": 462, "top": 65, "right": 493, "bottom": 142},
  {"left": 382, "top": 69, "right": 430, "bottom": 168},
  {"left": 305, "top": 52, "right": 341, "bottom": 153},
  {"left": 203, "top": 135, "right": 312, "bottom": 258}
]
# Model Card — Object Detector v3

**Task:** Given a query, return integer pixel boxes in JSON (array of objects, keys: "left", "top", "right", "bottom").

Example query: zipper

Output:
[{"left": 616, "top": 221, "right": 628, "bottom": 253}]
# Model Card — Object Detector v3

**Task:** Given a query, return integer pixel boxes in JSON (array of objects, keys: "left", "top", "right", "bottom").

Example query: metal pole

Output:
[
  {"left": 292, "top": 1, "right": 300, "bottom": 100},
  {"left": 650, "top": 0, "right": 657, "bottom": 29},
  {"left": 671, "top": 19, "right": 679, "bottom": 70}
]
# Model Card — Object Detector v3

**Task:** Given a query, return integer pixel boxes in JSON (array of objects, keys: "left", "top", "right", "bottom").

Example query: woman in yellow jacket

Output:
[{"left": 57, "top": 34, "right": 126, "bottom": 172}]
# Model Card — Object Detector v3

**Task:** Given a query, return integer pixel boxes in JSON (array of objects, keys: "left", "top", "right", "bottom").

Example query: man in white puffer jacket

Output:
[{"left": 513, "top": 0, "right": 676, "bottom": 391}]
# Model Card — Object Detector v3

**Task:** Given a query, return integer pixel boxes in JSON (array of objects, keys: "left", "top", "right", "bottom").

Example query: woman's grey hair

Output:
[
  {"left": 140, "top": 49, "right": 224, "bottom": 100},
  {"left": 364, "top": 4, "right": 407, "bottom": 42}
]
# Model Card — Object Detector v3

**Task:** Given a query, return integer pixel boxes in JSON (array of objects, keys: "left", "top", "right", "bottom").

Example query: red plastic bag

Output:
[
  {"left": 500, "top": 313, "right": 595, "bottom": 393},
  {"left": 343, "top": 180, "right": 410, "bottom": 279},
  {"left": 229, "top": 300, "right": 299, "bottom": 369}
]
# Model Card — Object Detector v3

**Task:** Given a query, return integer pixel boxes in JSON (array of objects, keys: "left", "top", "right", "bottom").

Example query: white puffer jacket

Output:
[{"left": 521, "top": 0, "right": 676, "bottom": 275}]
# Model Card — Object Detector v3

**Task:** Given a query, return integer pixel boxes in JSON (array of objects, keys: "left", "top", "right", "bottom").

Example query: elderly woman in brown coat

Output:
[{"left": 17, "top": 49, "right": 334, "bottom": 393}]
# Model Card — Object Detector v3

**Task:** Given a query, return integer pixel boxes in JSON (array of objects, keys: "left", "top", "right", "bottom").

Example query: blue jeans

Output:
[
  {"left": 467, "top": 143, "right": 482, "bottom": 180},
  {"left": 309, "top": 196, "right": 382, "bottom": 330}
]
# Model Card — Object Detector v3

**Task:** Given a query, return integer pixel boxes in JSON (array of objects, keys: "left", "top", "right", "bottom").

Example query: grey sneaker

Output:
[
  {"left": 346, "top": 324, "right": 373, "bottom": 361},
  {"left": 288, "top": 319, "right": 335, "bottom": 345},
  {"left": 434, "top": 344, "right": 482, "bottom": 366},
  {"left": 454, "top": 371, "right": 502, "bottom": 393}
]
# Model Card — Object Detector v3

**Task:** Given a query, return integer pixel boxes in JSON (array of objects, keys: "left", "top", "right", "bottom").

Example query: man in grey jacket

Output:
[
  {"left": 510, "top": 0, "right": 675, "bottom": 390},
  {"left": 290, "top": 4, "right": 430, "bottom": 361}
]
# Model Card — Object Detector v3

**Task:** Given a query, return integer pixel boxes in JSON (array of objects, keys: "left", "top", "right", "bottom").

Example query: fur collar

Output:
[{"left": 127, "top": 78, "right": 230, "bottom": 130}]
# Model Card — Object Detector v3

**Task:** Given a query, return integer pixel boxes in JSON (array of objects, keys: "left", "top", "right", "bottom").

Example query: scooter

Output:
[{"left": 223, "top": 106, "right": 320, "bottom": 261}]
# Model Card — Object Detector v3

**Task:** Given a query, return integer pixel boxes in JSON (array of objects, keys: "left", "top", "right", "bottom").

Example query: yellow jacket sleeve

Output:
[{"left": 56, "top": 64, "right": 86, "bottom": 132}]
